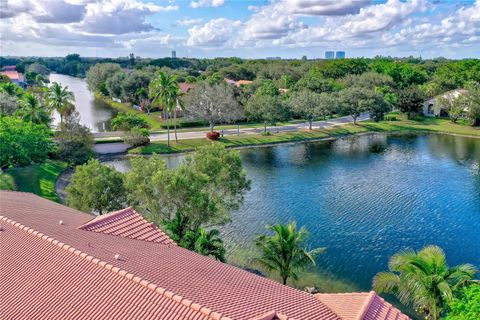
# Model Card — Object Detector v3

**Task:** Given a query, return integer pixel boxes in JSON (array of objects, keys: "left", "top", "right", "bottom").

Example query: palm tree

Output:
[
  {"left": 373, "top": 245, "right": 476, "bottom": 320},
  {"left": 254, "top": 222, "right": 326, "bottom": 285},
  {"left": 17, "top": 93, "right": 50, "bottom": 125},
  {"left": 46, "top": 82, "right": 75, "bottom": 126},
  {"left": 171, "top": 86, "right": 184, "bottom": 142},
  {"left": 1, "top": 82, "right": 23, "bottom": 97},
  {"left": 191, "top": 228, "right": 226, "bottom": 262},
  {"left": 149, "top": 72, "right": 178, "bottom": 147}
]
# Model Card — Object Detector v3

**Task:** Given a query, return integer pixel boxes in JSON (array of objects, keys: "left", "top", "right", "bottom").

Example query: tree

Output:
[
  {"left": 254, "top": 222, "right": 326, "bottom": 285},
  {"left": 106, "top": 72, "right": 125, "bottom": 98},
  {"left": 46, "top": 82, "right": 75, "bottom": 126},
  {"left": 0, "top": 172, "right": 16, "bottom": 190},
  {"left": 294, "top": 68, "right": 339, "bottom": 93},
  {"left": 444, "top": 284, "right": 480, "bottom": 320},
  {"left": 397, "top": 86, "right": 425, "bottom": 119},
  {"left": 256, "top": 79, "right": 280, "bottom": 96},
  {"left": 339, "top": 88, "right": 387, "bottom": 124},
  {"left": 86, "top": 63, "right": 122, "bottom": 95},
  {"left": 0, "top": 92, "right": 18, "bottom": 116},
  {"left": 437, "top": 94, "right": 468, "bottom": 123},
  {"left": 0, "top": 116, "right": 54, "bottom": 168},
  {"left": 149, "top": 72, "right": 178, "bottom": 146},
  {"left": 66, "top": 159, "right": 126, "bottom": 215},
  {"left": 121, "top": 70, "right": 150, "bottom": 103},
  {"left": 373, "top": 245, "right": 476, "bottom": 320},
  {"left": 16, "top": 93, "right": 50, "bottom": 125},
  {"left": 187, "top": 227, "right": 226, "bottom": 262},
  {"left": 184, "top": 82, "right": 243, "bottom": 132},
  {"left": 55, "top": 111, "right": 95, "bottom": 165},
  {"left": 0, "top": 82, "right": 23, "bottom": 97},
  {"left": 465, "top": 88, "right": 480, "bottom": 126},
  {"left": 341, "top": 72, "right": 393, "bottom": 90},
  {"left": 288, "top": 90, "right": 322, "bottom": 130},
  {"left": 245, "top": 94, "right": 288, "bottom": 132}
]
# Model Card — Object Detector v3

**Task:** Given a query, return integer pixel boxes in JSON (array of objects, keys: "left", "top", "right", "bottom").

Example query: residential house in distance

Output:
[
  {"left": 1, "top": 66, "right": 27, "bottom": 89},
  {"left": 423, "top": 88, "right": 468, "bottom": 117},
  {"left": 0, "top": 191, "right": 410, "bottom": 320},
  {"left": 224, "top": 78, "right": 253, "bottom": 87}
]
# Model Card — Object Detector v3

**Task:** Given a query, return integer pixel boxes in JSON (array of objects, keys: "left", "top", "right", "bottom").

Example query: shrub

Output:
[
  {"left": 206, "top": 131, "right": 220, "bottom": 140},
  {"left": 123, "top": 127, "right": 150, "bottom": 147},
  {"left": 0, "top": 172, "right": 16, "bottom": 190},
  {"left": 111, "top": 112, "right": 149, "bottom": 131}
]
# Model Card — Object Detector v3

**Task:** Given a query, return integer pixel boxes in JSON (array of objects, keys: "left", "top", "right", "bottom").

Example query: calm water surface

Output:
[
  {"left": 49, "top": 74, "right": 117, "bottom": 132},
  {"left": 104, "top": 133, "right": 480, "bottom": 291}
]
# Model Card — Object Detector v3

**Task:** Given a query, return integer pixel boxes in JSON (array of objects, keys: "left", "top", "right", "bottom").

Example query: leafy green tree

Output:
[
  {"left": 184, "top": 82, "right": 243, "bottom": 132},
  {"left": 341, "top": 72, "right": 394, "bottom": 89},
  {"left": 465, "top": 88, "right": 480, "bottom": 126},
  {"left": 66, "top": 159, "right": 126, "bottom": 215},
  {"left": 121, "top": 70, "right": 150, "bottom": 103},
  {"left": 55, "top": 111, "right": 95, "bottom": 165},
  {"left": 339, "top": 88, "right": 387, "bottom": 124},
  {"left": 279, "top": 74, "right": 295, "bottom": 89},
  {"left": 397, "top": 86, "right": 425, "bottom": 119},
  {"left": 46, "top": 82, "right": 75, "bottom": 126},
  {"left": 288, "top": 90, "right": 322, "bottom": 129},
  {"left": 0, "top": 116, "right": 54, "bottom": 168},
  {"left": 320, "top": 59, "right": 368, "bottom": 79},
  {"left": 255, "top": 222, "right": 326, "bottom": 285},
  {"left": 256, "top": 79, "right": 280, "bottom": 96},
  {"left": 444, "top": 284, "right": 480, "bottom": 320},
  {"left": 86, "top": 63, "right": 122, "bottom": 95},
  {"left": 373, "top": 245, "right": 476, "bottom": 320},
  {"left": 106, "top": 72, "right": 125, "bottom": 98},
  {"left": 16, "top": 93, "right": 50, "bottom": 125},
  {"left": 245, "top": 94, "right": 288, "bottom": 132},
  {"left": 111, "top": 112, "right": 149, "bottom": 131},
  {"left": 0, "top": 82, "right": 24, "bottom": 97},
  {"left": 149, "top": 72, "right": 178, "bottom": 146},
  {"left": 437, "top": 94, "right": 468, "bottom": 123},
  {"left": 188, "top": 227, "right": 226, "bottom": 262},
  {"left": 294, "top": 68, "right": 339, "bottom": 93}
]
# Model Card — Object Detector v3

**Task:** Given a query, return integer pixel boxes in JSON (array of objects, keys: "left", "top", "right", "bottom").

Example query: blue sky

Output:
[{"left": 1, "top": 0, "right": 479, "bottom": 59}]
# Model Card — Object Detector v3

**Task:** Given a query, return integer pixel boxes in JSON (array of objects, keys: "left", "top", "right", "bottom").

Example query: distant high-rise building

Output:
[
  {"left": 325, "top": 51, "right": 335, "bottom": 60},
  {"left": 335, "top": 51, "right": 346, "bottom": 59},
  {"left": 302, "top": 55, "right": 307, "bottom": 60},
  {"left": 171, "top": 50, "right": 176, "bottom": 58}
]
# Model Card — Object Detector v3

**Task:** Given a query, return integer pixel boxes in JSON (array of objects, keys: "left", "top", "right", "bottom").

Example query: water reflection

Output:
[
  {"left": 102, "top": 133, "right": 480, "bottom": 292},
  {"left": 49, "top": 73, "right": 117, "bottom": 132}
]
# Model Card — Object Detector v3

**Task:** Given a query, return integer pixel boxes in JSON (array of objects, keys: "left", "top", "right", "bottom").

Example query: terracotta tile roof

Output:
[
  {"left": 1, "top": 70, "right": 21, "bottom": 80},
  {"left": 315, "top": 291, "right": 410, "bottom": 320},
  {"left": 179, "top": 82, "right": 194, "bottom": 93},
  {"left": 235, "top": 80, "right": 253, "bottom": 87},
  {"left": 78, "top": 207, "right": 176, "bottom": 245},
  {"left": 0, "top": 191, "right": 409, "bottom": 320}
]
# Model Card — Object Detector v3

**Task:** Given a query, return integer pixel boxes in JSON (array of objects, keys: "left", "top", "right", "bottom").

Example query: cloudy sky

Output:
[{"left": 1, "top": 0, "right": 479, "bottom": 59}]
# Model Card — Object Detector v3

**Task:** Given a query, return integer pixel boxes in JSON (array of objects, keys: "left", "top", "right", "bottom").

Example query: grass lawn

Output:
[
  {"left": 5, "top": 160, "right": 68, "bottom": 202},
  {"left": 130, "top": 115, "right": 480, "bottom": 155}
]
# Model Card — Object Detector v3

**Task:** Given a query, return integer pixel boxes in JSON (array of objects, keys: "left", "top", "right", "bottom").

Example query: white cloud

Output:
[
  {"left": 190, "top": 0, "right": 225, "bottom": 9},
  {"left": 286, "top": 0, "right": 371, "bottom": 16},
  {"left": 175, "top": 18, "right": 203, "bottom": 27},
  {"left": 187, "top": 18, "right": 241, "bottom": 47}
]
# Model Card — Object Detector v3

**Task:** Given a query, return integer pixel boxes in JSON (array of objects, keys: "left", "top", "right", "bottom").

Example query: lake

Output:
[
  {"left": 49, "top": 74, "right": 117, "bottom": 132},
  {"left": 104, "top": 133, "right": 480, "bottom": 292}
]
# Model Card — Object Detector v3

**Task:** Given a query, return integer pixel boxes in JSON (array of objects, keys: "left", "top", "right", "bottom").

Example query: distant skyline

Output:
[{"left": 1, "top": 0, "right": 479, "bottom": 59}]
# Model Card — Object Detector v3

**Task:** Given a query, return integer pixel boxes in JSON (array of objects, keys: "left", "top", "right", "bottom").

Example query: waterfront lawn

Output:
[
  {"left": 130, "top": 116, "right": 480, "bottom": 155},
  {"left": 6, "top": 160, "right": 67, "bottom": 202}
]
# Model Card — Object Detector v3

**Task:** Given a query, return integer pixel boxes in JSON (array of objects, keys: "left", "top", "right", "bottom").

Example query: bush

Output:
[
  {"left": 56, "top": 113, "right": 95, "bottom": 166},
  {"left": 0, "top": 116, "right": 54, "bottom": 168},
  {"left": 123, "top": 127, "right": 150, "bottom": 147},
  {"left": 0, "top": 172, "right": 16, "bottom": 190},
  {"left": 206, "top": 131, "right": 220, "bottom": 140},
  {"left": 261, "top": 131, "right": 272, "bottom": 136},
  {"left": 111, "top": 112, "right": 149, "bottom": 131}
]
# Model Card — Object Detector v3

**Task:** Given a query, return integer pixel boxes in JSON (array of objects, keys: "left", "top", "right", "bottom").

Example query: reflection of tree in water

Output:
[
  {"left": 425, "top": 133, "right": 480, "bottom": 166},
  {"left": 331, "top": 133, "right": 388, "bottom": 157}
]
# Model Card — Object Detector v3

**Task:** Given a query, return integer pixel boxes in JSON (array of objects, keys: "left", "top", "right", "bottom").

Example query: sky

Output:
[{"left": 0, "top": 0, "right": 479, "bottom": 59}]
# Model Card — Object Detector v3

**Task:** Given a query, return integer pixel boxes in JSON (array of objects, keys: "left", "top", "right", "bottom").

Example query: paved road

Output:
[{"left": 145, "top": 113, "right": 370, "bottom": 141}]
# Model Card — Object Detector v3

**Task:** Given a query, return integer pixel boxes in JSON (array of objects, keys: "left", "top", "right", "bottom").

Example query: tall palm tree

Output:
[
  {"left": 254, "top": 222, "right": 326, "bottom": 285},
  {"left": 1, "top": 82, "right": 23, "bottom": 97},
  {"left": 171, "top": 86, "right": 184, "bottom": 142},
  {"left": 373, "top": 245, "right": 476, "bottom": 320},
  {"left": 149, "top": 72, "right": 178, "bottom": 147},
  {"left": 46, "top": 82, "right": 75, "bottom": 126},
  {"left": 17, "top": 92, "right": 50, "bottom": 125}
]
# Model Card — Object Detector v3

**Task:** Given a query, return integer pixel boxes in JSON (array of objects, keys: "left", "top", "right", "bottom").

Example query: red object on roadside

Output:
[{"left": 206, "top": 131, "right": 220, "bottom": 140}]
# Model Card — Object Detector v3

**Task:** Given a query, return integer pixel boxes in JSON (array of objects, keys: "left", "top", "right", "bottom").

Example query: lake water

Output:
[
  {"left": 49, "top": 74, "right": 117, "bottom": 132},
  {"left": 104, "top": 133, "right": 480, "bottom": 292}
]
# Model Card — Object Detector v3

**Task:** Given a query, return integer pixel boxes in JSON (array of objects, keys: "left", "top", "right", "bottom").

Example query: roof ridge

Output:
[
  {"left": 78, "top": 207, "right": 135, "bottom": 230},
  {"left": 0, "top": 215, "right": 230, "bottom": 320},
  {"left": 355, "top": 290, "right": 377, "bottom": 320}
]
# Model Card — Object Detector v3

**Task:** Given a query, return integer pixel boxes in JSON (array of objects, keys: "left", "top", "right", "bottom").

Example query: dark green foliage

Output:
[
  {"left": 397, "top": 86, "right": 425, "bottom": 118},
  {"left": 123, "top": 127, "right": 150, "bottom": 147},
  {"left": 0, "top": 172, "right": 16, "bottom": 190},
  {"left": 0, "top": 116, "right": 54, "bottom": 168},
  {"left": 320, "top": 59, "right": 369, "bottom": 79},
  {"left": 111, "top": 112, "right": 149, "bottom": 131},
  {"left": 66, "top": 159, "right": 126, "bottom": 215}
]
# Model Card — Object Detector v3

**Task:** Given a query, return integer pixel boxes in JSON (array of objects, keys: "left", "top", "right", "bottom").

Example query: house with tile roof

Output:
[
  {"left": 0, "top": 191, "right": 410, "bottom": 320},
  {"left": 0, "top": 70, "right": 27, "bottom": 89}
]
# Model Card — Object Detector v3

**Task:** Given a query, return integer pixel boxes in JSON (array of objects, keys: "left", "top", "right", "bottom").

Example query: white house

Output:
[{"left": 423, "top": 88, "right": 468, "bottom": 117}]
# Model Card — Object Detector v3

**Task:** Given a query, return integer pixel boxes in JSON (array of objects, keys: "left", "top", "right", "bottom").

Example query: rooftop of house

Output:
[
  {"left": 1, "top": 70, "right": 25, "bottom": 82},
  {"left": 425, "top": 88, "right": 468, "bottom": 104},
  {"left": 0, "top": 191, "right": 410, "bottom": 320},
  {"left": 179, "top": 82, "right": 194, "bottom": 93}
]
